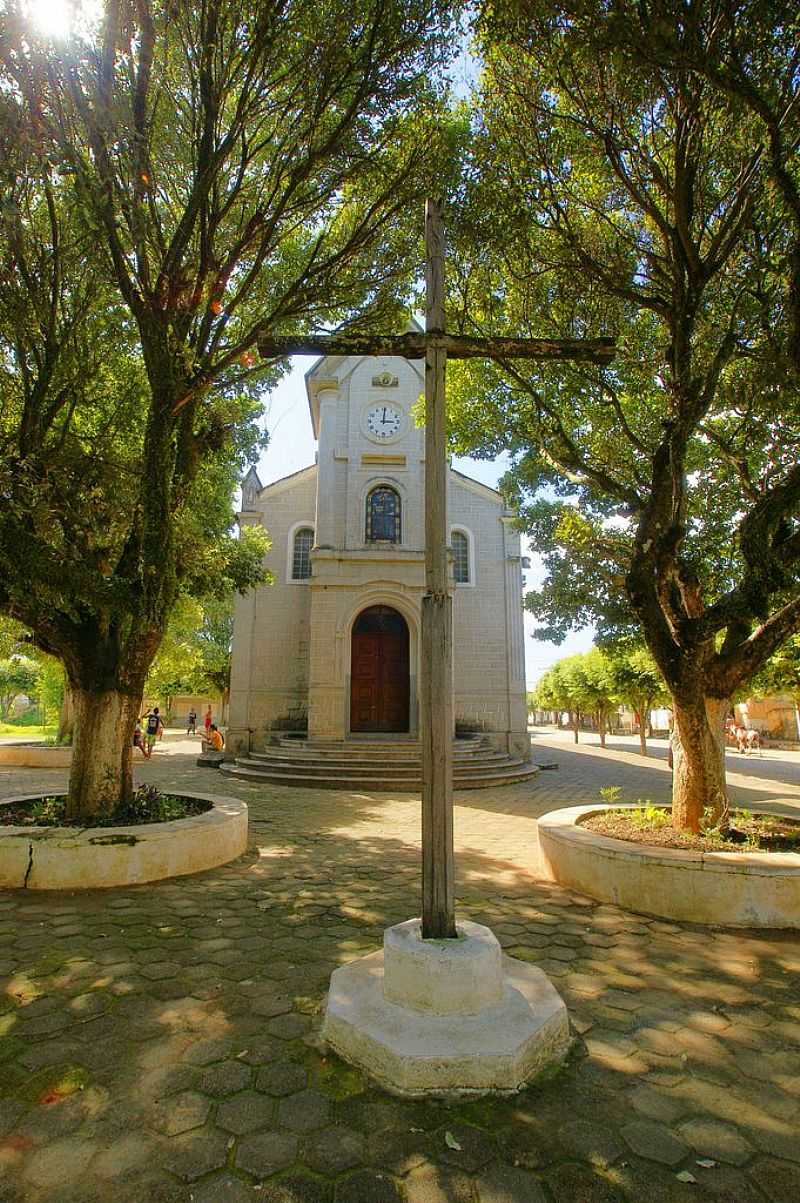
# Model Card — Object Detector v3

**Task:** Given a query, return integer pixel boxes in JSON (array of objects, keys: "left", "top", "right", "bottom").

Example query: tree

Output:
[
  {"left": 0, "top": 657, "right": 38, "bottom": 721},
  {"left": 607, "top": 645, "right": 670, "bottom": 757},
  {"left": 0, "top": 0, "right": 455, "bottom": 818},
  {"left": 449, "top": 0, "right": 800, "bottom": 830},
  {"left": 579, "top": 648, "right": 617, "bottom": 749},
  {"left": 533, "top": 655, "right": 591, "bottom": 743},
  {"left": 145, "top": 593, "right": 243, "bottom": 720}
]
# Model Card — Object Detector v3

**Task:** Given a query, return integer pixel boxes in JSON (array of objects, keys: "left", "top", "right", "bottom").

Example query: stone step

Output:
[
  {"left": 219, "top": 760, "right": 539, "bottom": 791},
  {"left": 236, "top": 754, "right": 526, "bottom": 779},
  {"left": 275, "top": 737, "right": 490, "bottom": 753},
  {"left": 247, "top": 748, "right": 511, "bottom": 768}
]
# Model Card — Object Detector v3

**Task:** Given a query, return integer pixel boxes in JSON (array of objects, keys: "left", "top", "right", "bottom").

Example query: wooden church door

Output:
[{"left": 350, "top": 606, "right": 410, "bottom": 733}]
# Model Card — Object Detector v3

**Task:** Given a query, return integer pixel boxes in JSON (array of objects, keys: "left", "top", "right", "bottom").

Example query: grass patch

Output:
[
  {"left": 0, "top": 721, "right": 56, "bottom": 740},
  {"left": 0, "top": 785, "right": 211, "bottom": 828}
]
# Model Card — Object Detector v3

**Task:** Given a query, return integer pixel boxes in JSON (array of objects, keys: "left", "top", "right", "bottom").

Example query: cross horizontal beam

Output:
[{"left": 257, "top": 330, "right": 615, "bottom": 365}]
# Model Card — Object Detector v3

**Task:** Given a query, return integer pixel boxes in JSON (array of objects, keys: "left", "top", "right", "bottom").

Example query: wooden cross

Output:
[{"left": 258, "top": 200, "right": 614, "bottom": 939}]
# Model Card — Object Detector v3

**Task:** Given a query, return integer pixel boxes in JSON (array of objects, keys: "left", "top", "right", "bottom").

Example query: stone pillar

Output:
[
  {"left": 502, "top": 516, "right": 530, "bottom": 758},
  {"left": 315, "top": 384, "right": 340, "bottom": 549}
]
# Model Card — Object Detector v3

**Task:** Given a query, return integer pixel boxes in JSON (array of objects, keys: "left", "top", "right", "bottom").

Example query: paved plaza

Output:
[{"left": 1, "top": 733, "right": 799, "bottom": 1202}]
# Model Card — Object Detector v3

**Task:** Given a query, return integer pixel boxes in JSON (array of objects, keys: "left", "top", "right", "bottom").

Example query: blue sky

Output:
[{"left": 255, "top": 359, "right": 594, "bottom": 688}]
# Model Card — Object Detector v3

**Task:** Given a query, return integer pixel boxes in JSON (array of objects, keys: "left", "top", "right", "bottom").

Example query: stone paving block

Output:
[
  {"left": 216, "top": 1089, "right": 276, "bottom": 1135},
  {"left": 236, "top": 1130, "right": 298, "bottom": 1177},
  {"left": 0, "top": 1099, "right": 26, "bottom": 1136},
  {"left": 199, "top": 1059, "right": 252, "bottom": 1097},
  {"left": 750, "top": 1156, "right": 800, "bottom": 1202},
  {"left": 260, "top": 1172, "right": 333, "bottom": 1203},
  {"left": 404, "top": 1163, "right": 475, "bottom": 1203},
  {"left": 741, "top": 1117, "right": 800, "bottom": 1163},
  {"left": 611, "top": 1155, "right": 705, "bottom": 1203},
  {"left": 22, "top": 1134, "right": 98, "bottom": 1190},
  {"left": 153, "top": 1090, "right": 211, "bottom": 1136},
  {"left": 332, "top": 1171, "right": 403, "bottom": 1202},
  {"left": 475, "top": 1163, "right": 548, "bottom": 1202},
  {"left": 435, "top": 1121, "right": 497, "bottom": 1173},
  {"left": 257, "top": 1061, "right": 309, "bottom": 1096},
  {"left": 559, "top": 1119, "right": 623, "bottom": 1167},
  {"left": 496, "top": 1120, "right": 551, "bottom": 1170},
  {"left": 543, "top": 1162, "right": 624, "bottom": 1202},
  {"left": 366, "top": 1127, "right": 432, "bottom": 1176},
  {"left": 277, "top": 1089, "right": 331, "bottom": 1133},
  {"left": 628, "top": 1084, "right": 691, "bottom": 1125},
  {"left": 620, "top": 1120, "right": 690, "bottom": 1166},
  {"left": 161, "top": 1125, "right": 230, "bottom": 1182},
  {"left": 192, "top": 1173, "right": 257, "bottom": 1203},
  {"left": 305, "top": 1124, "right": 365, "bottom": 1175},
  {"left": 92, "top": 1132, "right": 158, "bottom": 1178},
  {"left": 267, "top": 1012, "right": 313, "bottom": 1041},
  {"left": 676, "top": 1117, "right": 754, "bottom": 1166}
]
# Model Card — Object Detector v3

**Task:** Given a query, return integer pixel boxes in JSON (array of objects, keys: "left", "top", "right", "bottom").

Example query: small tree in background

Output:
[
  {"left": 579, "top": 648, "right": 617, "bottom": 749},
  {"left": 0, "top": 658, "right": 38, "bottom": 721},
  {"left": 608, "top": 645, "right": 670, "bottom": 757},
  {"left": 533, "top": 656, "right": 590, "bottom": 744}
]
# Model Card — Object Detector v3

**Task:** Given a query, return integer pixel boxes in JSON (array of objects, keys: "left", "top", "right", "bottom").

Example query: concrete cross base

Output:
[{"left": 321, "top": 918, "right": 571, "bottom": 1098}]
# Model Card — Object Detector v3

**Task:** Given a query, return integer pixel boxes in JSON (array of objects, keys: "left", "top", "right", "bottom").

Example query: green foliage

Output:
[
  {"left": 606, "top": 644, "right": 670, "bottom": 719},
  {"left": 449, "top": 0, "right": 800, "bottom": 716},
  {"left": 0, "top": 0, "right": 457, "bottom": 815},
  {"left": 0, "top": 657, "right": 38, "bottom": 720},
  {"left": 21, "top": 787, "right": 209, "bottom": 828}
]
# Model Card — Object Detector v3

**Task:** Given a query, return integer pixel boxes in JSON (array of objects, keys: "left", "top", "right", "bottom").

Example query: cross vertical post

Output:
[{"left": 421, "top": 199, "right": 456, "bottom": 939}]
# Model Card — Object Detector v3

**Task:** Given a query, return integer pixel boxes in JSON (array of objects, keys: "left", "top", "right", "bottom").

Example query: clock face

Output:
[{"left": 365, "top": 404, "right": 403, "bottom": 441}]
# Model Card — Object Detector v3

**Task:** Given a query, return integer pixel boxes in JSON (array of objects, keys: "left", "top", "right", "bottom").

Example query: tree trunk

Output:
[
  {"left": 570, "top": 711, "right": 579, "bottom": 743},
  {"left": 671, "top": 696, "right": 729, "bottom": 833},
  {"left": 597, "top": 709, "right": 607, "bottom": 748},
  {"left": 639, "top": 710, "right": 648, "bottom": 757},
  {"left": 66, "top": 688, "right": 141, "bottom": 820},
  {"left": 58, "top": 687, "right": 75, "bottom": 744}
]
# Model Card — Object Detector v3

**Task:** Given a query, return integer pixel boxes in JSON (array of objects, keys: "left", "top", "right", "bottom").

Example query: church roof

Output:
[
  {"left": 258, "top": 463, "right": 317, "bottom": 497},
  {"left": 450, "top": 468, "right": 504, "bottom": 504}
]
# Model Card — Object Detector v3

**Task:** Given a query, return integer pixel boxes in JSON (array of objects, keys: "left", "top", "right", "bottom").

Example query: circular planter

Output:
[
  {"left": 0, "top": 743, "right": 72, "bottom": 768},
  {"left": 538, "top": 804, "right": 800, "bottom": 929},
  {"left": 0, "top": 792, "right": 248, "bottom": 890}
]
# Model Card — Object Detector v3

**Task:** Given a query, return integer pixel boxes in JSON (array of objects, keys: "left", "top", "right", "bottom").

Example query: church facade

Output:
[{"left": 227, "top": 349, "right": 529, "bottom": 758}]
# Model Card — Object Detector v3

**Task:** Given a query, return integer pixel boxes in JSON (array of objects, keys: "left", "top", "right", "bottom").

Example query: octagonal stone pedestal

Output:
[{"left": 322, "top": 918, "right": 571, "bottom": 1098}]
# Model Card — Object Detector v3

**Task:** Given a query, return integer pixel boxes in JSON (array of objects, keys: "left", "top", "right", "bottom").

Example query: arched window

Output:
[
  {"left": 452, "top": 530, "right": 470, "bottom": 584},
  {"left": 291, "top": 527, "right": 314, "bottom": 580},
  {"left": 366, "top": 486, "right": 401, "bottom": 543}
]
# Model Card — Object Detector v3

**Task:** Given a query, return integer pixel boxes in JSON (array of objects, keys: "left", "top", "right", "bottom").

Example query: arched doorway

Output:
[{"left": 350, "top": 605, "right": 410, "bottom": 733}]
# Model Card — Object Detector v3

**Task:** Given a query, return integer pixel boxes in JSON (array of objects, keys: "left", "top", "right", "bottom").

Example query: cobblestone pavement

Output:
[{"left": 1, "top": 738, "right": 799, "bottom": 1202}]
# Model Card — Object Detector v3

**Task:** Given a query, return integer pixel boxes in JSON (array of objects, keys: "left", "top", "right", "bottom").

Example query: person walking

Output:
[
  {"left": 141, "top": 706, "right": 162, "bottom": 759},
  {"left": 187, "top": 708, "right": 197, "bottom": 735},
  {"left": 203, "top": 706, "right": 213, "bottom": 741}
]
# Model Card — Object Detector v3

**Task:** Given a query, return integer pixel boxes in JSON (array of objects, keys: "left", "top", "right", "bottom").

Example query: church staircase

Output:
[{"left": 220, "top": 734, "right": 539, "bottom": 791}]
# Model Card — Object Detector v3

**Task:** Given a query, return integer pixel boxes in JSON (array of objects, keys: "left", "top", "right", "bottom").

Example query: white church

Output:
[{"left": 226, "top": 346, "right": 531, "bottom": 770}]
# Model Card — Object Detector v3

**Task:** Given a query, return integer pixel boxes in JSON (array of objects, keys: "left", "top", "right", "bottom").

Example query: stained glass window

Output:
[
  {"left": 292, "top": 527, "right": 313, "bottom": 579},
  {"left": 452, "top": 530, "right": 470, "bottom": 583},
  {"left": 366, "top": 487, "right": 401, "bottom": 543}
]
